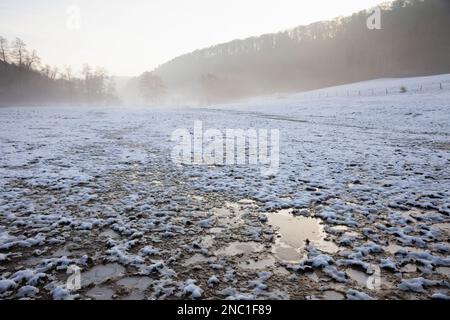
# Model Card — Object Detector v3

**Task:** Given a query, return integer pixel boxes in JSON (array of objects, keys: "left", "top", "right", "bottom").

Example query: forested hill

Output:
[
  {"left": 153, "top": 0, "right": 450, "bottom": 103},
  {"left": 0, "top": 38, "right": 118, "bottom": 107},
  {"left": 0, "top": 61, "right": 63, "bottom": 106}
]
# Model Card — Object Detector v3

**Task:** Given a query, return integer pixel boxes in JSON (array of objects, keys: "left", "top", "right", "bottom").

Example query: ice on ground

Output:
[{"left": 0, "top": 74, "right": 449, "bottom": 299}]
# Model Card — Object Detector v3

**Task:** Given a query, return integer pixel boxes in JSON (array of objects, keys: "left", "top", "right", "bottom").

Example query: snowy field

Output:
[{"left": 0, "top": 74, "right": 449, "bottom": 300}]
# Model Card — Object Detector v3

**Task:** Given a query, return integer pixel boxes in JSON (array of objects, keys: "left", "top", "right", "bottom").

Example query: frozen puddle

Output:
[
  {"left": 267, "top": 209, "right": 339, "bottom": 263},
  {"left": 346, "top": 268, "right": 370, "bottom": 288},
  {"left": 322, "top": 290, "right": 345, "bottom": 300},
  {"left": 81, "top": 263, "right": 125, "bottom": 287},
  {"left": 239, "top": 256, "right": 276, "bottom": 270},
  {"left": 183, "top": 254, "right": 217, "bottom": 266},
  {"left": 86, "top": 286, "right": 115, "bottom": 300},
  {"left": 217, "top": 241, "right": 264, "bottom": 256},
  {"left": 116, "top": 277, "right": 152, "bottom": 291}
]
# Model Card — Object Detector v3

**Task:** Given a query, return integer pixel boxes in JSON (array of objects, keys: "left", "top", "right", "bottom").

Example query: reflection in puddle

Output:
[{"left": 267, "top": 210, "right": 339, "bottom": 263}]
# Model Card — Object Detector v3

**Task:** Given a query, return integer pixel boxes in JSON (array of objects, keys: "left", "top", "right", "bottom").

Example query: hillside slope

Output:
[{"left": 153, "top": 0, "right": 450, "bottom": 104}]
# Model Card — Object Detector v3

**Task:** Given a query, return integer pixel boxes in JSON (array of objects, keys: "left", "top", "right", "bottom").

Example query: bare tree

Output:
[
  {"left": 81, "top": 63, "right": 92, "bottom": 81},
  {"left": 24, "top": 49, "right": 41, "bottom": 70},
  {"left": 11, "top": 38, "right": 27, "bottom": 66},
  {"left": 93, "top": 66, "right": 109, "bottom": 98},
  {"left": 41, "top": 64, "right": 51, "bottom": 77},
  {"left": 0, "top": 36, "right": 9, "bottom": 63},
  {"left": 63, "top": 65, "right": 73, "bottom": 81},
  {"left": 50, "top": 66, "right": 59, "bottom": 80}
]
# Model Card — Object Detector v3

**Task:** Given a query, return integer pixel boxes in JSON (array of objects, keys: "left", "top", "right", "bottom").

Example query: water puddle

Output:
[
  {"left": 120, "top": 292, "right": 145, "bottom": 300},
  {"left": 322, "top": 290, "right": 345, "bottom": 300},
  {"left": 86, "top": 286, "right": 115, "bottom": 300},
  {"left": 238, "top": 256, "right": 276, "bottom": 270},
  {"left": 433, "top": 223, "right": 450, "bottom": 235},
  {"left": 238, "top": 199, "right": 257, "bottom": 205},
  {"left": 267, "top": 209, "right": 339, "bottom": 263},
  {"left": 81, "top": 264, "right": 125, "bottom": 287},
  {"left": 24, "top": 244, "right": 87, "bottom": 266},
  {"left": 200, "top": 235, "right": 215, "bottom": 248},
  {"left": 190, "top": 195, "right": 204, "bottom": 201},
  {"left": 183, "top": 254, "right": 217, "bottom": 266},
  {"left": 100, "top": 229, "right": 121, "bottom": 240},
  {"left": 401, "top": 264, "right": 418, "bottom": 273},
  {"left": 436, "top": 267, "right": 450, "bottom": 278},
  {"left": 386, "top": 244, "right": 428, "bottom": 255},
  {"left": 52, "top": 243, "right": 86, "bottom": 257},
  {"left": 346, "top": 268, "right": 369, "bottom": 287},
  {"left": 116, "top": 277, "right": 152, "bottom": 291},
  {"left": 306, "top": 272, "right": 320, "bottom": 283},
  {"left": 327, "top": 226, "right": 349, "bottom": 233},
  {"left": 212, "top": 204, "right": 245, "bottom": 228},
  {"left": 208, "top": 227, "right": 225, "bottom": 234},
  {"left": 151, "top": 180, "right": 163, "bottom": 186},
  {"left": 216, "top": 241, "right": 264, "bottom": 256}
]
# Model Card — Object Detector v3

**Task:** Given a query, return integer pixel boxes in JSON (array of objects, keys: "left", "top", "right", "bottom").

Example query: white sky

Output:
[{"left": 0, "top": 0, "right": 385, "bottom": 76}]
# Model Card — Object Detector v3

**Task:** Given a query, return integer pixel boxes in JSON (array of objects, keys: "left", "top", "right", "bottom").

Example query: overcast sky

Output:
[{"left": 0, "top": 0, "right": 385, "bottom": 76}]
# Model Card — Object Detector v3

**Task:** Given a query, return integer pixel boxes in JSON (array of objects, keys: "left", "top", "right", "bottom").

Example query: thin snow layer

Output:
[{"left": 0, "top": 74, "right": 449, "bottom": 300}]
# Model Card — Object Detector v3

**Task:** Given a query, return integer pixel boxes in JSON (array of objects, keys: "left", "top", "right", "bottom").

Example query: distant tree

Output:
[
  {"left": 81, "top": 63, "right": 92, "bottom": 81},
  {"left": 11, "top": 38, "right": 27, "bottom": 66},
  {"left": 104, "top": 78, "right": 120, "bottom": 104},
  {"left": 63, "top": 65, "right": 73, "bottom": 81},
  {"left": 50, "top": 66, "right": 59, "bottom": 80},
  {"left": 41, "top": 64, "right": 51, "bottom": 78},
  {"left": 153, "top": 0, "right": 450, "bottom": 102},
  {"left": 24, "top": 49, "right": 41, "bottom": 70},
  {"left": 0, "top": 36, "right": 9, "bottom": 63},
  {"left": 80, "top": 64, "right": 112, "bottom": 104},
  {"left": 92, "top": 67, "right": 109, "bottom": 99},
  {"left": 139, "top": 72, "right": 165, "bottom": 105},
  {"left": 0, "top": 37, "right": 117, "bottom": 106},
  {"left": 81, "top": 63, "right": 93, "bottom": 102}
]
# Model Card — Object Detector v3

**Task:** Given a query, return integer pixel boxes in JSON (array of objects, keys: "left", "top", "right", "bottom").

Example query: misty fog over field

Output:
[{"left": 0, "top": 0, "right": 449, "bottom": 303}]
